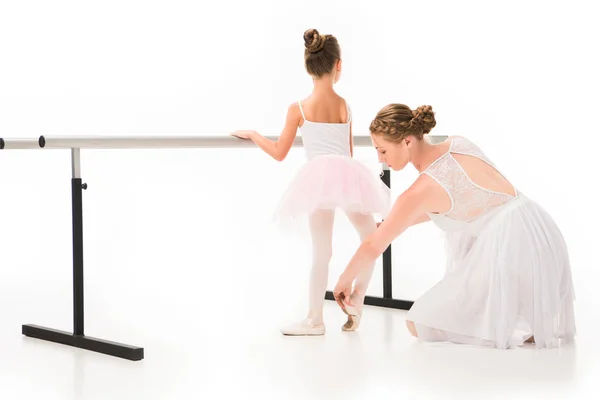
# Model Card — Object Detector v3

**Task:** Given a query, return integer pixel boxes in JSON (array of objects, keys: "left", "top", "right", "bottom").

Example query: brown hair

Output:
[
  {"left": 303, "top": 29, "right": 341, "bottom": 77},
  {"left": 369, "top": 104, "right": 436, "bottom": 142}
]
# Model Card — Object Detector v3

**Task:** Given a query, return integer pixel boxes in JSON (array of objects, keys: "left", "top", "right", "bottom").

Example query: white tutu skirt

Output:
[
  {"left": 406, "top": 195, "right": 576, "bottom": 349},
  {"left": 273, "top": 155, "right": 391, "bottom": 225}
]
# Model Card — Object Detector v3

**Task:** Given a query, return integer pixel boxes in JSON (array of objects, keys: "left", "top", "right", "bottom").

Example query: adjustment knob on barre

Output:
[{"left": 38, "top": 135, "right": 46, "bottom": 148}]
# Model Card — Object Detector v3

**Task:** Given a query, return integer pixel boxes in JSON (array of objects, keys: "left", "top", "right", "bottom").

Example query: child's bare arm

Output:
[{"left": 231, "top": 103, "right": 301, "bottom": 161}]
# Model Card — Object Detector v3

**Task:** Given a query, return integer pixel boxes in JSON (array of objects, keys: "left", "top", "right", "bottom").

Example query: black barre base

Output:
[
  {"left": 22, "top": 324, "right": 144, "bottom": 361},
  {"left": 325, "top": 291, "right": 413, "bottom": 310}
]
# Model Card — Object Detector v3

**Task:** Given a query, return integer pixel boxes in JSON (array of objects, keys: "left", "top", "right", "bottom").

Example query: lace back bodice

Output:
[{"left": 423, "top": 136, "right": 517, "bottom": 223}]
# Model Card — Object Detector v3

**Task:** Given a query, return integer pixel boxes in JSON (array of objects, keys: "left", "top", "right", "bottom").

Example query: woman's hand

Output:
[
  {"left": 333, "top": 273, "right": 355, "bottom": 312},
  {"left": 230, "top": 130, "right": 257, "bottom": 140}
]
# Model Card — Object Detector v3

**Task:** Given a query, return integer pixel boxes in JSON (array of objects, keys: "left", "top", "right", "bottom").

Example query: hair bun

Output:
[
  {"left": 412, "top": 105, "right": 436, "bottom": 134},
  {"left": 304, "top": 29, "right": 326, "bottom": 53}
]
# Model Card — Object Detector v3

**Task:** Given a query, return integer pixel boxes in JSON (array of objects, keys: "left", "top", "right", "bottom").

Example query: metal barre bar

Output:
[
  {"left": 0, "top": 135, "right": 447, "bottom": 150},
  {"left": 0, "top": 138, "right": 40, "bottom": 150},
  {"left": 39, "top": 135, "right": 306, "bottom": 149}
]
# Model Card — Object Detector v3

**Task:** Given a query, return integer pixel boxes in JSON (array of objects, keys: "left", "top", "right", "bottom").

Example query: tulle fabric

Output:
[
  {"left": 272, "top": 154, "right": 391, "bottom": 229},
  {"left": 406, "top": 195, "right": 576, "bottom": 349}
]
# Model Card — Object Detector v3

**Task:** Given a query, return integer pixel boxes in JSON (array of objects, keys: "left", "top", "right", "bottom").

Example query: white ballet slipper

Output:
[{"left": 280, "top": 319, "right": 326, "bottom": 336}]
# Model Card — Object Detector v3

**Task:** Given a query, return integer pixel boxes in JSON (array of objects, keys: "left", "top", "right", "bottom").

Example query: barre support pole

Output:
[{"left": 22, "top": 148, "right": 144, "bottom": 361}]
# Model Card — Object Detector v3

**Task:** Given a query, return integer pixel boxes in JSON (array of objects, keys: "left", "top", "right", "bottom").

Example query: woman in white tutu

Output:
[
  {"left": 232, "top": 29, "right": 390, "bottom": 335},
  {"left": 333, "top": 104, "right": 576, "bottom": 349}
]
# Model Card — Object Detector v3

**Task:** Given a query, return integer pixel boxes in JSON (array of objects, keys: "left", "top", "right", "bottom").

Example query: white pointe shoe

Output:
[{"left": 280, "top": 318, "right": 326, "bottom": 336}]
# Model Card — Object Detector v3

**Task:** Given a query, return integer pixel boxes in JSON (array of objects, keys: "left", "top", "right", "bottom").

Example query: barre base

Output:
[
  {"left": 22, "top": 324, "right": 144, "bottom": 361},
  {"left": 325, "top": 291, "right": 413, "bottom": 310}
]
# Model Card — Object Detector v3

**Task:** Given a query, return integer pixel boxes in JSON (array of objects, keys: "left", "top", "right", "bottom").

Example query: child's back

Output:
[
  {"left": 297, "top": 95, "right": 352, "bottom": 160},
  {"left": 299, "top": 94, "right": 349, "bottom": 124}
]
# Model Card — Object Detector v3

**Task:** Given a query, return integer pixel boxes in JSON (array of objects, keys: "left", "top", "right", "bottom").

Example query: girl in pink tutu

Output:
[{"left": 232, "top": 29, "right": 390, "bottom": 335}]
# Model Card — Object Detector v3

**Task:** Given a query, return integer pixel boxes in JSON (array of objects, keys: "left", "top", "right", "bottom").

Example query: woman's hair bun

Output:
[{"left": 412, "top": 105, "right": 436, "bottom": 134}]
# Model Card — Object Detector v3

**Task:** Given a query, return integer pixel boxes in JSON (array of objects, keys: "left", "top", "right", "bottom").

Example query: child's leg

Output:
[
  {"left": 307, "top": 209, "right": 335, "bottom": 325},
  {"left": 280, "top": 209, "right": 334, "bottom": 336},
  {"left": 344, "top": 212, "right": 377, "bottom": 315}
]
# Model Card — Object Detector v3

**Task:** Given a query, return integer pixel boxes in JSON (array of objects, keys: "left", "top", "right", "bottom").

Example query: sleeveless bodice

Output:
[{"left": 297, "top": 101, "right": 351, "bottom": 160}]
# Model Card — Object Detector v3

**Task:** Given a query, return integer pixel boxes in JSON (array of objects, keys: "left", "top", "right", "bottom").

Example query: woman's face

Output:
[{"left": 370, "top": 133, "right": 411, "bottom": 171}]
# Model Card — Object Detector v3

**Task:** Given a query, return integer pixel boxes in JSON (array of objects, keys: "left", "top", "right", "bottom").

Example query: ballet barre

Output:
[
  {"left": 0, "top": 135, "right": 378, "bottom": 150},
  {"left": 0, "top": 134, "right": 446, "bottom": 361}
]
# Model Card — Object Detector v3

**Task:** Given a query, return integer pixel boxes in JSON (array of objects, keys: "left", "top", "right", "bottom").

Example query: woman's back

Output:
[{"left": 423, "top": 136, "right": 518, "bottom": 223}]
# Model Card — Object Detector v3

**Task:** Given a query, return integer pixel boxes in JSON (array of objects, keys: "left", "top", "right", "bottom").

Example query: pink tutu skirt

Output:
[{"left": 273, "top": 155, "right": 391, "bottom": 224}]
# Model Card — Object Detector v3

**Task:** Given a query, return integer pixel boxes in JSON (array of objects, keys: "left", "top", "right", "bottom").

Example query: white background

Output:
[{"left": 1, "top": 1, "right": 598, "bottom": 399}]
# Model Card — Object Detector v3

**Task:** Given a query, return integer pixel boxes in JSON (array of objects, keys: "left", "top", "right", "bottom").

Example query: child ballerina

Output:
[{"left": 231, "top": 29, "right": 390, "bottom": 335}]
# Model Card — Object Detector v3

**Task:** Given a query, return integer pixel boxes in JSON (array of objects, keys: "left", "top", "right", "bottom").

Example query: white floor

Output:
[
  {"left": 0, "top": 148, "right": 598, "bottom": 399},
  {"left": 0, "top": 286, "right": 596, "bottom": 400}
]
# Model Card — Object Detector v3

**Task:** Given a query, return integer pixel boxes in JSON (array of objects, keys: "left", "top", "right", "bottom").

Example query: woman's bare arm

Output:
[{"left": 335, "top": 174, "right": 448, "bottom": 293}]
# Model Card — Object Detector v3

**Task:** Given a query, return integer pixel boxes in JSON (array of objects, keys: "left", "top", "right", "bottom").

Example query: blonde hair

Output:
[{"left": 369, "top": 104, "right": 436, "bottom": 142}]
